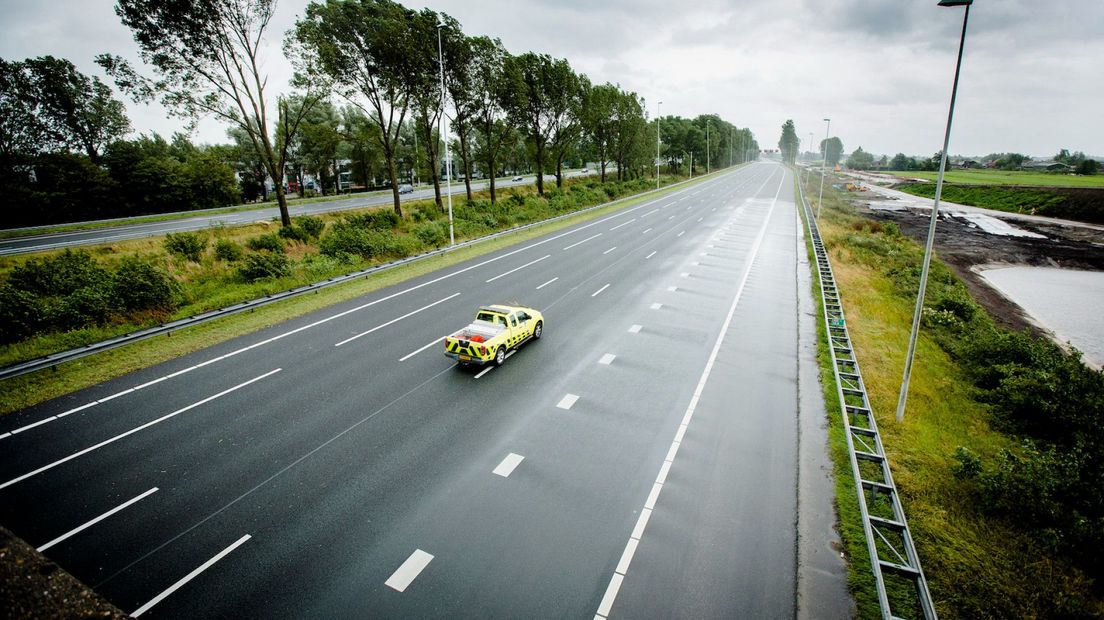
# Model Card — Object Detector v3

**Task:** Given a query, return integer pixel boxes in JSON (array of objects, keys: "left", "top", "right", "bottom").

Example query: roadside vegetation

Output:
[
  {"left": 884, "top": 169, "right": 1104, "bottom": 188},
  {"left": 893, "top": 182, "right": 1104, "bottom": 224},
  {"left": 801, "top": 174, "right": 1104, "bottom": 618}
]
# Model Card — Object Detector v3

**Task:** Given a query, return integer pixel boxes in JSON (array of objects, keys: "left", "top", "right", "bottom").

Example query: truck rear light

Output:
[{"left": 479, "top": 346, "right": 487, "bottom": 355}]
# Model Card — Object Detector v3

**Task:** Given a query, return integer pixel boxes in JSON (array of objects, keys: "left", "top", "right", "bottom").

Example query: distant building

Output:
[
  {"left": 958, "top": 160, "right": 979, "bottom": 168},
  {"left": 1023, "top": 160, "right": 1072, "bottom": 171}
]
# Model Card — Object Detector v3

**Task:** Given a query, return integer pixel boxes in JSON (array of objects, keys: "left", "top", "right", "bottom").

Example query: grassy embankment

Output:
[
  {"left": 800, "top": 174, "right": 1103, "bottom": 618},
  {"left": 0, "top": 172, "right": 709, "bottom": 415},
  {"left": 883, "top": 169, "right": 1104, "bottom": 188}
]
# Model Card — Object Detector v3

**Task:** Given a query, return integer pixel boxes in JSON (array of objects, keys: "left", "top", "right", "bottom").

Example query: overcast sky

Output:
[{"left": 2, "top": 0, "right": 1101, "bottom": 159}]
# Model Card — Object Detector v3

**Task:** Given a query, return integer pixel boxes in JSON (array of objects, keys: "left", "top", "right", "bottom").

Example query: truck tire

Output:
[
  {"left": 533, "top": 321, "right": 543, "bottom": 340},
  {"left": 494, "top": 346, "right": 506, "bottom": 367}
]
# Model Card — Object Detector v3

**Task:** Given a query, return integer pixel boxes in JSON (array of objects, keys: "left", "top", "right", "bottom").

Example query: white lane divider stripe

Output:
[
  {"left": 645, "top": 251, "right": 656, "bottom": 259},
  {"left": 399, "top": 336, "right": 445, "bottom": 362},
  {"left": 493, "top": 453, "right": 525, "bottom": 477},
  {"left": 602, "top": 246, "right": 617, "bottom": 255},
  {"left": 38, "top": 487, "right": 159, "bottom": 552},
  {"left": 335, "top": 293, "right": 460, "bottom": 347},
  {"left": 649, "top": 303, "right": 662, "bottom": 310},
  {"left": 642, "top": 228, "right": 653, "bottom": 234},
  {"left": 536, "top": 277, "right": 559, "bottom": 290},
  {"left": 628, "top": 324, "right": 642, "bottom": 334},
  {"left": 131, "top": 534, "right": 251, "bottom": 617},
  {"left": 485, "top": 254, "right": 551, "bottom": 283},
  {"left": 474, "top": 366, "right": 494, "bottom": 379},
  {"left": 598, "top": 354, "right": 616, "bottom": 365},
  {"left": 676, "top": 230, "right": 685, "bottom": 237},
  {"left": 385, "top": 549, "right": 434, "bottom": 593},
  {"left": 594, "top": 164, "right": 785, "bottom": 619},
  {"left": 556, "top": 394, "right": 579, "bottom": 410},
  {"left": 591, "top": 284, "right": 610, "bottom": 297},
  {"left": 563, "top": 233, "right": 602, "bottom": 251},
  {"left": 609, "top": 218, "right": 637, "bottom": 231},
  {"left": 642, "top": 209, "right": 658, "bottom": 217},
  {"left": 667, "top": 286, "right": 678, "bottom": 292},
  {"left": 0, "top": 369, "right": 281, "bottom": 491}
]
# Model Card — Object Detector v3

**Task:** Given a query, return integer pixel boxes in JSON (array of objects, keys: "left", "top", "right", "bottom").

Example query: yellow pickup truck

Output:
[{"left": 444, "top": 304, "right": 544, "bottom": 367}]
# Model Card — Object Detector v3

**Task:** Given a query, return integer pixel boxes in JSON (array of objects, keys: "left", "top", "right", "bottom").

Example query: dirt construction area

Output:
[{"left": 841, "top": 176, "right": 1104, "bottom": 333}]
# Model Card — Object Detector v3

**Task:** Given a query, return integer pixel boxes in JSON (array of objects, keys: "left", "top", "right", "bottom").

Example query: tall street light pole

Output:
[
  {"left": 655, "top": 101, "right": 663, "bottom": 189},
  {"left": 816, "top": 117, "right": 831, "bottom": 219},
  {"left": 705, "top": 122, "right": 710, "bottom": 175},
  {"left": 437, "top": 22, "right": 455, "bottom": 246},
  {"left": 896, "top": 0, "right": 973, "bottom": 423}
]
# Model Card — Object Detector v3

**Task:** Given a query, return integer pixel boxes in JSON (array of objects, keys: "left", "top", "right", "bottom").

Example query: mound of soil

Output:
[{"left": 861, "top": 201, "right": 1104, "bottom": 333}]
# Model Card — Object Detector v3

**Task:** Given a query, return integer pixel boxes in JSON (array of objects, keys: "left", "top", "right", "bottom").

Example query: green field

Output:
[{"left": 885, "top": 169, "right": 1104, "bottom": 188}]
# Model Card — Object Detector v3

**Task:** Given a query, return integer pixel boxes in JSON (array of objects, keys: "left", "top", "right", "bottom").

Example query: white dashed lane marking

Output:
[
  {"left": 556, "top": 394, "right": 579, "bottom": 410},
  {"left": 385, "top": 549, "right": 434, "bottom": 593},
  {"left": 493, "top": 453, "right": 525, "bottom": 477},
  {"left": 598, "top": 354, "right": 616, "bottom": 365}
]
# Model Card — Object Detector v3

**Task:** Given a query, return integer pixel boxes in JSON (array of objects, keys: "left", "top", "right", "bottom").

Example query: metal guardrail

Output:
[
  {"left": 797, "top": 175, "right": 937, "bottom": 620},
  {"left": 0, "top": 170, "right": 732, "bottom": 382}
]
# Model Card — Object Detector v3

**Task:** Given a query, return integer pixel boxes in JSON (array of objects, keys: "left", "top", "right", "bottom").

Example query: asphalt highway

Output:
[
  {"left": 0, "top": 162, "right": 847, "bottom": 617},
  {"left": 0, "top": 171, "right": 592, "bottom": 256}
]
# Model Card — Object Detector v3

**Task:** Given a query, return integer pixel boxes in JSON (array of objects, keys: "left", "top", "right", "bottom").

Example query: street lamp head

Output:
[
  {"left": 823, "top": 118, "right": 830, "bottom": 122},
  {"left": 937, "top": 0, "right": 972, "bottom": 6}
]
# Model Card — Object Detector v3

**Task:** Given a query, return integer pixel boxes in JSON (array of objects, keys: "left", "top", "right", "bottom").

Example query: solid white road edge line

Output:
[
  {"left": 593, "top": 165, "right": 784, "bottom": 619},
  {"left": 131, "top": 534, "right": 251, "bottom": 617},
  {"left": 399, "top": 336, "right": 446, "bottom": 362},
  {"left": 37, "top": 487, "right": 159, "bottom": 552},
  {"left": 385, "top": 549, "right": 434, "bottom": 592},
  {"left": 335, "top": 293, "right": 461, "bottom": 347},
  {"left": 493, "top": 453, "right": 525, "bottom": 477},
  {"left": 0, "top": 369, "right": 281, "bottom": 491},
  {"left": 485, "top": 254, "right": 551, "bottom": 283}
]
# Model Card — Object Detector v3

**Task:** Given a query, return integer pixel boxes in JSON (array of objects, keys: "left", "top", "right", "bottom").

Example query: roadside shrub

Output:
[
  {"left": 412, "top": 221, "right": 448, "bottom": 247},
  {"left": 246, "top": 233, "right": 286, "bottom": 253},
  {"left": 7, "top": 249, "right": 108, "bottom": 296},
  {"left": 0, "top": 285, "right": 45, "bottom": 343},
  {"left": 214, "top": 239, "right": 244, "bottom": 262},
  {"left": 319, "top": 223, "right": 375, "bottom": 259},
  {"left": 111, "top": 256, "right": 180, "bottom": 313},
  {"left": 346, "top": 209, "right": 400, "bottom": 230},
  {"left": 163, "top": 231, "right": 207, "bottom": 262},
  {"left": 277, "top": 224, "right": 310, "bottom": 243},
  {"left": 50, "top": 285, "right": 112, "bottom": 329},
  {"left": 238, "top": 252, "right": 291, "bottom": 281},
  {"left": 297, "top": 216, "right": 325, "bottom": 239}
]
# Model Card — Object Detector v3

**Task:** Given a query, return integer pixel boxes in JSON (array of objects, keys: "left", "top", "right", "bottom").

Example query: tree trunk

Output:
[
  {"left": 601, "top": 161, "right": 607, "bottom": 183},
  {"left": 535, "top": 141, "right": 545, "bottom": 196},
  {"left": 555, "top": 157, "right": 563, "bottom": 188},
  {"left": 457, "top": 126, "right": 473, "bottom": 201},
  {"left": 274, "top": 183, "right": 291, "bottom": 227},
  {"left": 386, "top": 153, "right": 403, "bottom": 217}
]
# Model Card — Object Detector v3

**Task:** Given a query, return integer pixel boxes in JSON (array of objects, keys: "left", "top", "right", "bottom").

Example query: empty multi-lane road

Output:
[{"left": 0, "top": 163, "right": 848, "bottom": 617}]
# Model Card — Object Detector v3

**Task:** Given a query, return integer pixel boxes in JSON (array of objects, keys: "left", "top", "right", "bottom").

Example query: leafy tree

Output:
[
  {"left": 295, "top": 0, "right": 418, "bottom": 217},
  {"left": 408, "top": 8, "right": 454, "bottom": 211},
  {"left": 8, "top": 56, "right": 130, "bottom": 163},
  {"left": 612, "top": 89, "right": 648, "bottom": 181},
  {"left": 846, "top": 146, "right": 875, "bottom": 170},
  {"left": 889, "top": 153, "right": 912, "bottom": 171},
  {"left": 820, "top": 136, "right": 844, "bottom": 167},
  {"left": 506, "top": 53, "right": 580, "bottom": 195},
  {"left": 582, "top": 83, "right": 619, "bottom": 182},
  {"left": 1077, "top": 159, "right": 1100, "bottom": 176},
  {"left": 468, "top": 36, "right": 514, "bottom": 204},
  {"left": 440, "top": 29, "right": 478, "bottom": 200},
  {"left": 778, "top": 119, "right": 799, "bottom": 165},
  {"left": 100, "top": 0, "right": 325, "bottom": 227},
  {"left": 297, "top": 100, "right": 344, "bottom": 195}
]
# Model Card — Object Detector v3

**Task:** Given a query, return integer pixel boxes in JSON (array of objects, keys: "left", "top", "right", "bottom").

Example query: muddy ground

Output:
[{"left": 852, "top": 187, "right": 1104, "bottom": 333}]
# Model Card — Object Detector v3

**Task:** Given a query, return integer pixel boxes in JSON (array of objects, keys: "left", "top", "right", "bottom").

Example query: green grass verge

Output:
[
  {"left": 0, "top": 172, "right": 714, "bottom": 415},
  {"left": 798, "top": 172, "right": 1102, "bottom": 617},
  {"left": 893, "top": 183, "right": 1104, "bottom": 224},
  {"left": 883, "top": 169, "right": 1104, "bottom": 188}
]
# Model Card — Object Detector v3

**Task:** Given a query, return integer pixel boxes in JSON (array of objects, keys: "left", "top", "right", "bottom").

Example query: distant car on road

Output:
[
  {"left": 398, "top": 183, "right": 414, "bottom": 194},
  {"left": 511, "top": 176, "right": 524, "bottom": 182},
  {"left": 580, "top": 168, "right": 588, "bottom": 173}
]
